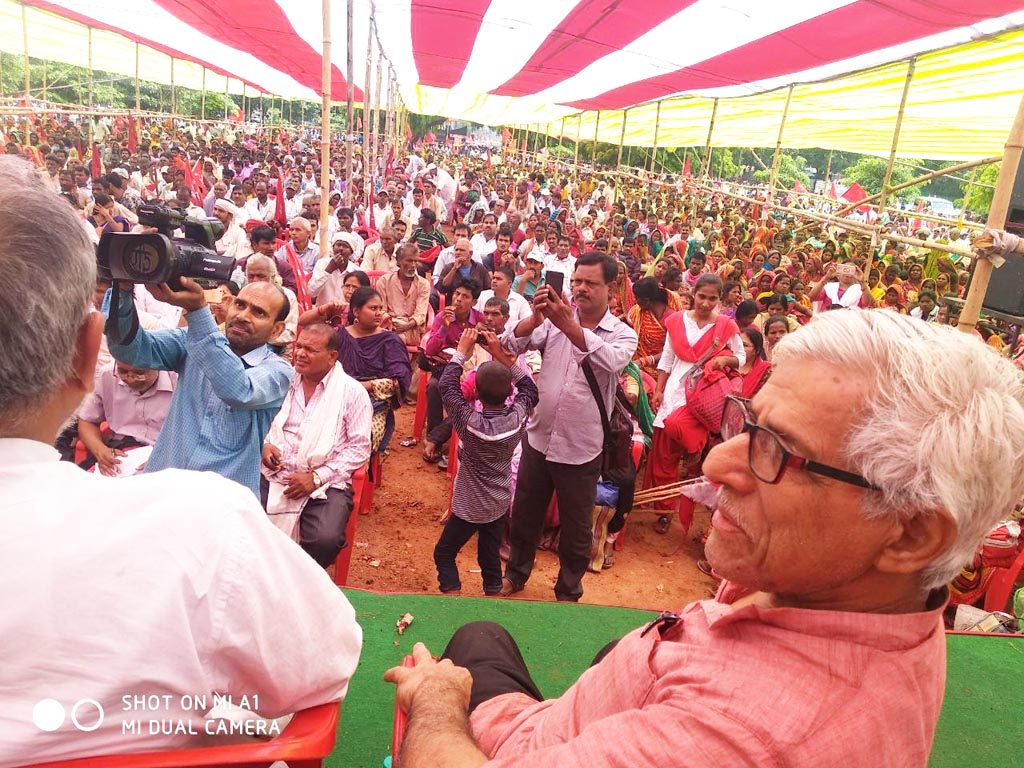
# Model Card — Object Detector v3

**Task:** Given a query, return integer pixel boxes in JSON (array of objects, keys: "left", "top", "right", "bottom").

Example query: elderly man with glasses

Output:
[{"left": 386, "top": 309, "right": 1024, "bottom": 768}]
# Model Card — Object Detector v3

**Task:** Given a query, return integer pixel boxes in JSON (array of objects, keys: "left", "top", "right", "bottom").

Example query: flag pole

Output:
[
  {"left": 344, "top": 0, "right": 355, "bottom": 207},
  {"left": 319, "top": 0, "right": 333, "bottom": 262}
]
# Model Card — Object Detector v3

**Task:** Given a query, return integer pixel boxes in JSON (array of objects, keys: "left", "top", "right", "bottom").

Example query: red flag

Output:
[
  {"left": 417, "top": 244, "right": 442, "bottom": 267},
  {"left": 405, "top": 123, "right": 413, "bottom": 142},
  {"left": 274, "top": 173, "right": 287, "bottom": 227},
  {"left": 190, "top": 159, "right": 207, "bottom": 206},
  {"left": 90, "top": 142, "right": 102, "bottom": 180},
  {"left": 284, "top": 242, "right": 312, "bottom": 314},
  {"left": 682, "top": 156, "right": 692, "bottom": 177},
  {"left": 368, "top": 196, "right": 376, "bottom": 230},
  {"left": 792, "top": 179, "right": 807, "bottom": 193},
  {"left": 502, "top": 127, "right": 512, "bottom": 146},
  {"left": 127, "top": 114, "right": 138, "bottom": 154}
]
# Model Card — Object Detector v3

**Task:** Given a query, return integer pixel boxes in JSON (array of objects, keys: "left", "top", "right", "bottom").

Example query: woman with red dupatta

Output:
[{"left": 646, "top": 274, "right": 744, "bottom": 535}]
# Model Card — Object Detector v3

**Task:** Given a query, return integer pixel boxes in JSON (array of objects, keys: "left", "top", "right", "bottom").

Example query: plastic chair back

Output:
[
  {"left": 984, "top": 546, "right": 1024, "bottom": 613},
  {"left": 333, "top": 464, "right": 368, "bottom": 586},
  {"left": 390, "top": 655, "right": 415, "bottom": 763}
]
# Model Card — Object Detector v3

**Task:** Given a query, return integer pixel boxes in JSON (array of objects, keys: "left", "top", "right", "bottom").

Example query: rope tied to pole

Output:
[{"left": 973, "top": 229, "right": 1024, "bottom": 268}]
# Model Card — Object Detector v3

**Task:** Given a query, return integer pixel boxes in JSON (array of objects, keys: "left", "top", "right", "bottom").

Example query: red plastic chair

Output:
[
  {"left": 358, "top": 453, "right": 382, "bottom": 516},
  {"left": 22, "top": 701, "right": 340, "bottom": 768},
  {"left": 983, "top": 546, "right": 1024, "bottom": 613},
  {"left": 366, "top": 270, "right": 387, "bottom": 287},
  {"left": 391, "top": 655, "right": 415, "bottom": 764},
  {"left": 410, "top": 296, "right": 445, "bottom": 445},
  {"left": 333, "top": 464, "right": 368, "bottom": 586},
  {"left": 73, "top": 421, "right": 110, "bottom": 466}
]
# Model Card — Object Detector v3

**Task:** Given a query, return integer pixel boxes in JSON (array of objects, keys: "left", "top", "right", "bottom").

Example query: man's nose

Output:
[{"left": 702, "top": 434, "right": 756, "bottom": 495}]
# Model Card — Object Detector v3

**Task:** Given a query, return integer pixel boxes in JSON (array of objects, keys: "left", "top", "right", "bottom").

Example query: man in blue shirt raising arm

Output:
[{"left": 108, "top": 277, "right": 293, "bottom": 496}]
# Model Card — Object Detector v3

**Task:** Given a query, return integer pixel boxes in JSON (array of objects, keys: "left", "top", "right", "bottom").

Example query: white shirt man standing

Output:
[
  {"left": 212, "top": 198, "right": 248, "bottom": 263},
  {"left": 0, "top": 155, "right": 362, "bottom": 765},
  {"left": 261, "top": 323, "right": 372, "bottom": 566}
]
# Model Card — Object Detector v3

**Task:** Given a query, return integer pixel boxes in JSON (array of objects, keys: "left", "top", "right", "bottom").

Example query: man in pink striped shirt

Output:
[{"left": 386, "top": 310, "right": 1024, "bottom": 768}]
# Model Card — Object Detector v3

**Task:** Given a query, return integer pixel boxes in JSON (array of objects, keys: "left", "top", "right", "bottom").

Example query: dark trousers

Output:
[
  {"left": 260, "top": 478, "right": 355, "bottom": 567},
  {"left": 442, "top": 621, "right": 619, "bottom": 713},
  {"left": 425, "top": 366, "right": 447, "bottom": 440},
  {"left": 433, "top": 513, "right": 508, "bottom": 594},
  {"left": 505, "top": 438, "right": 603, "bottom": 602}
]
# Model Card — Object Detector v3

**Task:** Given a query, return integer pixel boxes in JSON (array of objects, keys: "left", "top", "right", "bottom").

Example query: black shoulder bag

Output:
[{"left": 581, "top": 360, "right": 637, "bottom": 531}]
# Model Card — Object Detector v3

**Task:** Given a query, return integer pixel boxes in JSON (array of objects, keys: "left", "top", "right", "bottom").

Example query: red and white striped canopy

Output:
[
  {"left": 20, "top": 1, "right": 1024, "bottom": 110},
  {"left": 13, "top": 0, "right": 1024, "bottom": 149}
]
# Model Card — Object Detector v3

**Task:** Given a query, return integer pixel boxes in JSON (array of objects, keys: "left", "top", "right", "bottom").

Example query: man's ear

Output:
[
  {"left": 874, "top": 508, "right": 958, "bottom": 577},
  {"left": 71, "top": 310, "right": 104, "bottom": 394}
]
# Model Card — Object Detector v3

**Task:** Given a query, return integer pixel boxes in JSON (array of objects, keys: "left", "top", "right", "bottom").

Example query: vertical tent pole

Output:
[
  {"left": 959, "top": 166, "right": 980, "bottom": 226},
  {"left": 345, "top": 0, "right": 355, "bottom": 206},
  {"left": 319, "top": 0, "right": 333, "bottom": 262},
  {"left": 135, "top": 43, "right": 141, "bottom": 112},
  {"left": 371, "top": 45, "right": 383, "bottom": 191},
  {"left": 21, "top": 2, "right": 29, "bottom": 99},
  {"left": 649, "top": 100, "right": 662, "bottom": 173},
  {"left": 616, "top": 108, "right": 628, "bottom": 169},
  {"left": 88, "top": 27, "right": 94, "bottom": 108},
  {"left": 41, "top": 58, "right": 46, "bottom": 103},
  {"left": 768, "top": 84, "right": 794, "bottom": 201},
  {"left": 592, "top": 111, "right": 600, "bottom": 170},
  {"left": 170, "top": 58, "right": 176, "bottom": 115},
  {"left": 364, "top": 16, "right": 373, "bottom": 204},
  {"left": 957, "top": 92, "right": 1024, "bottom": 334},
  {"left": 300, "top": 99, "right": 305, "bottom": 125},
  {"left": 823, "top": 149, "right": 833, "bottom": 186},
  {"left": 700, "top": 99, "right": 718, "bottom": 180},
  {"left": 559, "top": 117, "right": 566, "bottom": 157},
  {"left": 546, "top": 122, "right": 552, "bottom": 153},
  {"left": 201, "top": 67, "right": 206, "bottom": 120},
  {"left": 574, "top": 114, "right": 581, "bottom": 168},
  {"left": 877, "top": 58, "right": 916, "bottom": 217},
  {"left": 225, "top": 79, "right": 230, "bottom": 120}
]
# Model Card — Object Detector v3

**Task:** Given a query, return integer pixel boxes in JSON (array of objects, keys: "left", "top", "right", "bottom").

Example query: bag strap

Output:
[
  {"left": 690, "top": 316, "right": 732, "bottom": 370},
  {"left": 581, "top": 360, "right": 612, "bottom": 440}
]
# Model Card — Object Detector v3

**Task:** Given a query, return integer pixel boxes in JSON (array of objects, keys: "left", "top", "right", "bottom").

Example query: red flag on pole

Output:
[
  {"left": 90, "top": 143, "right": 102, "bottom": 180},
  {"left": 274, "top": 173, "right": 288, "bottom": 227},
  {"left": 127, "top": 114, "right": 138, "bottom": 154},
  {"left": 283, "top": 242, "right": 313, "bottom": 313},
  {"left": 190, "top": 159, "right": 207, "bottom": 206},
  {"left": 682, "top": 156, "right": 692, "bottom": 177}
]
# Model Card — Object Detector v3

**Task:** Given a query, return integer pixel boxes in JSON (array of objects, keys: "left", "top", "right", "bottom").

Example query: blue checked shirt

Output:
[{"left": 108, "top": 300, "right": 293, "bottom": 497}]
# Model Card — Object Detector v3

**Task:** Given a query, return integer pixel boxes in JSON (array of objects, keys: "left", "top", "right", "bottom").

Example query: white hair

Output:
[
  {"left": 0, "top": 156, "right": 95, "bottom": 429},
  {"left": 773, "top": 310, "right": 1024, "bottom": 588},
  {"left": 245, "top": 253, "right": 279, "bottom": 278},
  {"left": 289, "top": 217, "right": 311, "bottom": 233}
]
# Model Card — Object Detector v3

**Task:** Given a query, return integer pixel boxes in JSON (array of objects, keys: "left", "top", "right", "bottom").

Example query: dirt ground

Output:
[{"left": 345, "top": 406, "right": 716, "bottom": 612}]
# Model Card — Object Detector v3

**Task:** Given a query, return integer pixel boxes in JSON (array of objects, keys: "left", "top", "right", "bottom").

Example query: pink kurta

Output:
[{"left": 471, "top": 581, "right": 947, "bottom": 767}]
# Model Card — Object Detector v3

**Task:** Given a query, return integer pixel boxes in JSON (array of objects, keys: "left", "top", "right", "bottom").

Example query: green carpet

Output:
[
  {"left": 328, "top": 589, "right": 654, "bottom": 768},
  {"left": 930, "top": 633, "right": 1024, "bottom": 766},
  {"left": 327, "top": 590, "right": 1023, "bottom": 768}
]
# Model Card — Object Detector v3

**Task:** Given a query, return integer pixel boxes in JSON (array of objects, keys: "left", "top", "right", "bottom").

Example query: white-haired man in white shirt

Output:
[{"left": 0, "top": 156, "right": 362, "bottom": 765}]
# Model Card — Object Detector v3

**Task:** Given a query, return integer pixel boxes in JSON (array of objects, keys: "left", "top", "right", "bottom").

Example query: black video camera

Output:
[{"left": 97, "top": 203, "right": 233, "bottom": 289}]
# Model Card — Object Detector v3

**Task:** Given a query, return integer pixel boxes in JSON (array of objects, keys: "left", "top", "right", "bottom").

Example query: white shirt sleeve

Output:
[
  {"left": 195, "top": 483, "right": 362, "bottom": 714},
  {"left": 307, "top": 257, "right": 333, "bottom": 298}
]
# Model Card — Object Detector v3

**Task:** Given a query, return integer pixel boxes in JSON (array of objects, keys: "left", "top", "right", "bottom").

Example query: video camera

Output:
[{"left": 97, "top": 203, "right": 233, "bottom": 289}]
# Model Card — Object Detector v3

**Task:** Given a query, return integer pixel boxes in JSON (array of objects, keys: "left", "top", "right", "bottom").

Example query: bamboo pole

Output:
[
  {"left": 957, "top": 93, "right": 1024, "bottom": 333},
  {"left": 135, "top": 43, "right": 141, "bottom": 111},
  {"left": 574, "top": 114, "right": 582, "bottom": 167},
  {"left": 319, "top": 0, "right": 333, "bottom": 261},
  {"left": 370, "top": 47, "right": 383, "bottom": 191},
  {"left": 87, "top": 28, "right": 94, "bottom": 108},
  {"left": 877, "top": 58, "right": 915, "bottom": 218},
  {"left": 200, "top": 67, "right": 206, "bottom": 120},
  {"left": 811, "top": 156, "right": 1001, "bottom": 226},
  {"left": 700, "top": 99, "right": 718, "bottom": 180},
  {"left": 768, "top": 84, "right": 795, "bottom": 200},
  {"left": 823, "top": 149, "right": 833, "bottom": 186},
  {"left": 344, "top": 0, "right": 355, "bottom": 206},
  {"left": 363, "top": 17, "right": 373, "bottom": 205},
  {"left": 170, "top": 58, "right": 176, "bottom": 116},
  {"left": 649, "top": 100, "right": 662, "bottom": 173},
  {"left": 616, "top": 108, "right": 628, "bottom": 169},
  {"left": 41, "top": 58, "right": 46, "bottom": 102},
  {"left": 21, "top": 2, "right": 29, "bottom": 98},
  {"left": 959, "top": 166, "right": 979, "bottom": 226},
  {"left": 224, "top": 79, "right": 229, "bottom": 120},
  {"left": 592, "top": 111, "right": 600, "bottom": 169}
]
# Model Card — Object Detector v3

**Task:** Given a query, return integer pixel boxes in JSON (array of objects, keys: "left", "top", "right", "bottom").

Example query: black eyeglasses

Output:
[{"left": 721, "top": 396, "right": 878, "bottom": 490}]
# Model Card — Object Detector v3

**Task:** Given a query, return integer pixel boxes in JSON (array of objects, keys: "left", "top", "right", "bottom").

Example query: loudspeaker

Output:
[
  {"left": 982, "top": 154, "right": 1024, "bottom": 316},
  {"left": 982, "top": 253, "right": 1024, "bottom": 317}
]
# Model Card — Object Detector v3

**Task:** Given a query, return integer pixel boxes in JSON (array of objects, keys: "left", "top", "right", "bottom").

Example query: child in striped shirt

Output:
[{"left": 433, "top": 327, "right": 538, "bottom": 595}]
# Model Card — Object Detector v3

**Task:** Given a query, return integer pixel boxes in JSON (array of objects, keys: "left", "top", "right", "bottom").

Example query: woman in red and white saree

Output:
[{"left": 646, "top": 274, "right": 744, "bottom": 534}]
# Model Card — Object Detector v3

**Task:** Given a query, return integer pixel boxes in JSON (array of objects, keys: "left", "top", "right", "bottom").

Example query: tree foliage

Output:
[
  {"left": 841, "top": 156, "right": 918, "bottom": 200},
  {"left": 961, "top": 162, "right": 999, "bottom": 216},
  {"left": 751, "top": 152, "right": 809, "bottom": 189}
]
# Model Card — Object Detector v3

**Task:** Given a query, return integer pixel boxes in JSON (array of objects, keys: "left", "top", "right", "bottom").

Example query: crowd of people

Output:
[{"left": 3, "top": 109, "right": 1024, "bottom": 767}]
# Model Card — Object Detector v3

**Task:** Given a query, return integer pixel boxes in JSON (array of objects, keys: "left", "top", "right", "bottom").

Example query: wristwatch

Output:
[{"left": 311, "top": 470, "right": 323, "bottom": 489}]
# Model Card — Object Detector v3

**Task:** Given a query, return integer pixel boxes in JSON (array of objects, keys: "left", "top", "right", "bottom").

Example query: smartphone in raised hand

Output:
[{"left": 545, "top": 271, "right": 565, "bottom": 297}]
